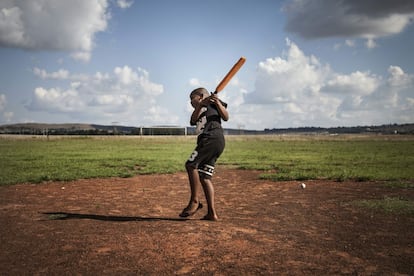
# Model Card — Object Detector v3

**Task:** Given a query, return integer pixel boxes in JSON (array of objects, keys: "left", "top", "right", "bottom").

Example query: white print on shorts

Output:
[{"left": 188, "top": 150, "right": 198, "bottom": 162}]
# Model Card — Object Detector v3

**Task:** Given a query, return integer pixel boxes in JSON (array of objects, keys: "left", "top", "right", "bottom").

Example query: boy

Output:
[{"left": 179, "top": 87, "right": 229, "bottom": 221}]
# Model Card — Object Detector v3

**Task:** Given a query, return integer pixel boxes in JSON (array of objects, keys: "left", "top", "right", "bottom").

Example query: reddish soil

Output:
[{"left": 0, "top": 169, "right": 413, "bottom": 275}]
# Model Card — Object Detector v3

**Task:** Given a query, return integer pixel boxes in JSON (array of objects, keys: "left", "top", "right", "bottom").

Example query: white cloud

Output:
[
  {"left": 117, "top": 0, "right": 134, "bottom": 9},
  {"left": 144, "top": 106, "right": 179, "bottom": 125},
  {"left": 387, "top": 66, "right": 414, "bottom": 88},
  {"left": 241, "top": 39, "right": 414, "bottom": 129},
  {"left": 0, "top": 0, "right": 110, "bottom": 61},
  {"left": 70, "top": 51, "right": 92, "bottom": 63},
  {"left": 114, "top": 66, "right": 163, "bottom": 97},
  {"left": 324, "top": 71, "right": 380, "bottom": 96},
  {"left": 284, "top": 0, "right": 414, "bottom": 48},
  {"left": 33, "top": 68, "right": 69, "bottom": 80},
  {"left": 31, "top": 87, "right": 84, "bottom": 113},
  {"left": 188, "top": 78, "right": 202, "bottom": 87},
  {"left": 94, "top": 72, "right": 110, "bottom": 82},
  {"left": 0, "top": 94, "right": 6, "bottom": 111},
  {"left": 247, "top": 39, "right": 328, "bottom": 104},
  {"left": 284, "top": 102, "right": 303, "bottom": 114},
  {"left": 0, "top": 94, "right": 14, "bottom": 123},
  {"left": 27, "top": 65, "right": 177, "bottom": 126},
  {"left": 365, "top": 38, "right": 377, "bottom": 49},
  {"left": 333, "top": 39, "right": 357, "bottom": 50},
  {"left": 3, "top": 111, "right": 13, "bottom": 122},
  {"left": 379, "top": 66, "right": 414, "bottom": 110},
  {"left": 114, "top": 65, "right": 138, "bottom": 85},
  {"left": 321, "top": 71, "right": 382, "bottom": 113},
  {"left": 345, "top": 40, "right": 355, "bottom": 47},
  {"left": 33, "top": 67, "right": 88, "bottom": 81}
]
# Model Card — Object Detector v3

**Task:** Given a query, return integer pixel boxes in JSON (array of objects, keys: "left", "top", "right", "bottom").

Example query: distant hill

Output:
[
  {"left": 0, "top": 122, "right": 413, "bottom": 135},
  {"left": 262, "top": 123, "right": 414, "bottom": 135},
  {"left": 0, "top": 123, "right": 139, "bottom": 135}
]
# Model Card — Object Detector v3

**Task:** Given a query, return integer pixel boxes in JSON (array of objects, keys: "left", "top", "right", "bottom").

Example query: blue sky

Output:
[{"left": 0, "top": 0, "right": 413, "bottom": 130}]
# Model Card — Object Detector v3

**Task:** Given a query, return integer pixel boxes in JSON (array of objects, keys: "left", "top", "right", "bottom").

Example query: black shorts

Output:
[{"left": 186, "top": 133, "right": 225, "bottom": 179}]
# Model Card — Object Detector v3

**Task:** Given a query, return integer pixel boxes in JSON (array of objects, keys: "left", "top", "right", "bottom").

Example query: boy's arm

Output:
[
  {"left": 210, "top": 94, "right": 229, "bottom": 121},
  {"left": 190, "top": 105, "right": 203, "bottom": 125}
]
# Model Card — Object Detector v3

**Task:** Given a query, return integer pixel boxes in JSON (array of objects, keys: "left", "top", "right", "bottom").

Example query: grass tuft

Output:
[{"left": 351, "top": 197, "right": 414, "bottom": 215}]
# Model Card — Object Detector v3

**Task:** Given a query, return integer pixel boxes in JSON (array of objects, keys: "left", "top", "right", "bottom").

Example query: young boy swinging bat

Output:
[{"left": 179, "top": 57, "right": 245, "bottom": 221}]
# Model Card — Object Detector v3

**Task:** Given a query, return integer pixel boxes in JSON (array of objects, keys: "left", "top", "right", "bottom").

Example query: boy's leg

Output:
[
  {"left": 186, "top": 163, "right": 202, "bottom": 207},
  {"left": 197, "top": 138, "right": 224, "bottom": 221},
  {"left": 200, "top": 177, "right": 218, "bottom": 221},
  {"left": 179, "top": 163, "right": 203, "bottom": 217}
]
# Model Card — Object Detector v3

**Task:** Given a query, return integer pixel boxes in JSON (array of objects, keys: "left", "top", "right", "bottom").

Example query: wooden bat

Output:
[{"left": 214, "top": 56, "right": 246, "bottom": 94}]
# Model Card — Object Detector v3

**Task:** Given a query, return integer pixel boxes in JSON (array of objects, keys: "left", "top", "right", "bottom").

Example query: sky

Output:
[{"left": 0, "top": 0, "right": 413, "bottom": 130}]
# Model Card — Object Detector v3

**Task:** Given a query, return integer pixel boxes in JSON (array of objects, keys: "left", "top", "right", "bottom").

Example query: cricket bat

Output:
[{"left": 213, "top": 57, "right": 246, "bottom": 94}]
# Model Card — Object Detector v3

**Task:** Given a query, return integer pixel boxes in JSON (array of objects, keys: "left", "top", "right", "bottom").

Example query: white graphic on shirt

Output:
[{"left": 195, "top": 107, "right": 207, "bottom": 135}]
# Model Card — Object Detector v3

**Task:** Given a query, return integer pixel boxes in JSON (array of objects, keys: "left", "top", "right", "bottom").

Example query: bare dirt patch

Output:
[{"left": 1, "top": 169, "right": 413, "bottom": 275}]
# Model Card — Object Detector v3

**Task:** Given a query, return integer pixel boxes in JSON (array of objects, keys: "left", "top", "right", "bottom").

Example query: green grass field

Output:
[{"left": 1, "top": 134, "right": 414, "bottom": 186}]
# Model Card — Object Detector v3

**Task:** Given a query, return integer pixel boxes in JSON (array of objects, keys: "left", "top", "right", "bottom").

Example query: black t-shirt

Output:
[{"left": 195, "top": 101, "right": 227, "bottom": 136}]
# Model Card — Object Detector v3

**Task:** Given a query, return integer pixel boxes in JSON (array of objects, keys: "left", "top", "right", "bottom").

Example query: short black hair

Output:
[{"left": 190, "top": 87, "right": 209, "bottom": 98}]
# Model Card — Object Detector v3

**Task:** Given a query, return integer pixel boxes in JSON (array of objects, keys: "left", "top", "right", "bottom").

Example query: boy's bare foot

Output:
[
  {"left": 200, "top": 214, "right": 218, "bottom": 221},
  {"left": 179, "top": 202, "right": 203, "bottom": 217}
]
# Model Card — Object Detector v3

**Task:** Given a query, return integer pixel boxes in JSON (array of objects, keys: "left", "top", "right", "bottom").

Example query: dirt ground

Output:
[{"left": 0, "top": 169, "right": 413, "bottom": 275}]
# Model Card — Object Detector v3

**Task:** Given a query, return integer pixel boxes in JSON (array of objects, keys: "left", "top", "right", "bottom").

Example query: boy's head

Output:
[
  {"left": 190, "top": 87, "right": 210, "bottom": 108},
  {"left": 190, "top": 87, "right": 209, "bottom": 98}
]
